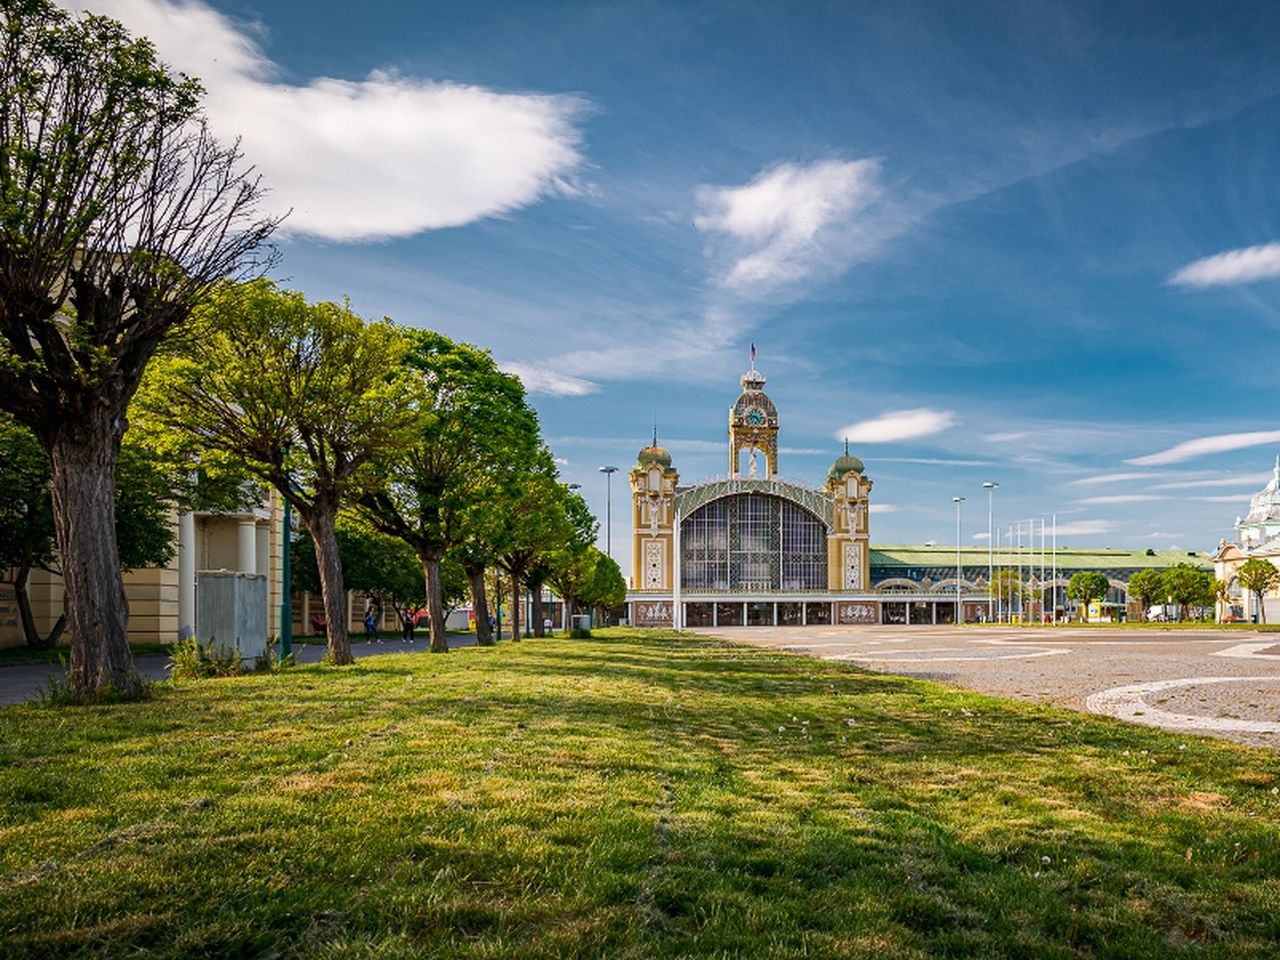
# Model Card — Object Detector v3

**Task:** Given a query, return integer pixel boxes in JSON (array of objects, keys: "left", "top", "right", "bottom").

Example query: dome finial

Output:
[
  {"left": 844, "top": 436, "right": 849, "bottom": 456},
  {"left": 653, "top": 417, "right": 658, "bottom": 448}
]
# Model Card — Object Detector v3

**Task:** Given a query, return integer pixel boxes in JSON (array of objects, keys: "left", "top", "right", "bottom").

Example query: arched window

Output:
[{"left": 681, "top": 493, "right": 826, "bottom": 591}]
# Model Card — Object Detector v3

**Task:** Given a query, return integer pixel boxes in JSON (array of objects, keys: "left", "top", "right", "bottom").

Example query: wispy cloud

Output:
[
  {"left": 868, "top": 456, "right": 996, "bottom": 467},
  {"left": 84, "top": 0, "right": 587, "bottom": 241},
  {"left": 1049, "top": 520, "right": 1118, "bottom": 537},
  {"left": 971, "top": 532, "right": 990, "bottom": 541},
  {"left": 1128, "top": 430, "right": 1280, "bottom": 466},
  {"left": 1169, "top": 242, "right": 1280, "bottom": 288},
  {"left": 835, "top": 409, "right": 957, "bottom": 444},
  {"left": 869, "top": 504, "right": 899, "bottom": 515},
  {"left": 1145, "top": 531, "right": 1184, "bottom": 539},
  {"left": 1068, "top": 472, "right": 1154, "bottom": 486},
  {"left": 499, "top": 363, "right": 600, "bottom": 397},
  {"left": 694, "top": 159, "right": 887, "bottom": 294},
  {"left": 1075, "top": 494, "right": 1167, "bottom": 505},
  {"left": 1149, "top": 473, "right": 1271, "bottom": 490}
]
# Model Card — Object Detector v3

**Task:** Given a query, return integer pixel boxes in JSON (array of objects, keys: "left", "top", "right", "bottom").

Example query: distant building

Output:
[
  {"left": 1215, "top": 458, "right": 1280, "bottom": 622},
  {"left": 625, "top": 359, "right": 1210, "bottom": 627}
]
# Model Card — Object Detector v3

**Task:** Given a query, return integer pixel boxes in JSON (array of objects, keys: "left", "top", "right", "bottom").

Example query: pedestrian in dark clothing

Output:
[{"left": 364, "top": 607, "right": 378, "bottom": 642}]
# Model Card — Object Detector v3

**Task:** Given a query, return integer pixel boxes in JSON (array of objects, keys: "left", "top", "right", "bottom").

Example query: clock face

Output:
[{"left": 746, "top": 407, "right": 765, "bottom": 426}]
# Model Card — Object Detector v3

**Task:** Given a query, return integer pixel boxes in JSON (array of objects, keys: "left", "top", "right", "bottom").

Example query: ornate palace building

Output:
[
  {"left": 625, "top": 359, "right": 1212, "bottom": 628},
  {"left": 627, "top": 359, "right": 882, "bottom": 628}
]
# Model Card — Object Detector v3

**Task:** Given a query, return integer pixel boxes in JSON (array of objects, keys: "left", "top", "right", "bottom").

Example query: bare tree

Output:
[{"left": 0, "top": 1, "right": 279, "bottom": 699}]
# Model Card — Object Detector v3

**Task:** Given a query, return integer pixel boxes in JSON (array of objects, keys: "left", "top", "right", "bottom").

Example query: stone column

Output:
[
  {"left": 237, "top": 519, "right": 257, "bottom": 575},
  {"left": 178, "top": 512, "right": 196, "bottom": 640}
]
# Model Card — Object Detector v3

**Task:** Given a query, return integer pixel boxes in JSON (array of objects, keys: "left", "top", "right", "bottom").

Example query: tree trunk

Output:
[
  {"left": 305, "top": 507, "right": 353, "bottom": 665},
  {"left": 14, "top": 563, "right": 66, "bottom": 648},
  {"left": 508, "top": 567, "right": 522, "bottom": 641},
  {"left": 421, "top": 547, "right": 449, "bottom": 653},
  {"left": 530, "top": 576, "right": 545, "bottom": 637},
  {"left": 48, "top": 414, "right": 144, "bottom": 700},
  {"left": 469, "top": 564, "right": 493, "bottom": 646},
  {"left": 564, "top": 595, "right": 577, "bottom": 632}
]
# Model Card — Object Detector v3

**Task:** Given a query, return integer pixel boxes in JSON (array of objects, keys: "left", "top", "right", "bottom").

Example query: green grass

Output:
[{"left": 1, "top": 629, "right": 1278, "bottom": 958}]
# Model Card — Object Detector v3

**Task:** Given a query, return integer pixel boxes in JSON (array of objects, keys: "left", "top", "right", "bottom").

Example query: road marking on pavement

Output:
[
  {"left": 1084, "top": 677, "right": 1280, "bottom": 734},
  {"left": 828, "top": 646, "right": 1070, "bottom": 664},
  {"left": 1211, "top": 642, "right": 1280, "bottom": 661}
]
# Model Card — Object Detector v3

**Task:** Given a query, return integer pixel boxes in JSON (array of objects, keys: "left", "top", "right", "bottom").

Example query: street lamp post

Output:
[
  {"left": 982, "top": 482, "right": 998, "bottom": 624},
  {"left": 953, "top": 496, "right": 966, "bottom": 624},
  {"left": 598, "top": 466, "right": 618, "bottom": 559}
]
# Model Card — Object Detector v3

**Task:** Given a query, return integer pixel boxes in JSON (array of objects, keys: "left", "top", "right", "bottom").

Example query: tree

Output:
[
  {"left": 143, "top": 281, "right": 418, "bottom": 665},
  {"left": 1067, "top": 571, "right": 1110, "bottom": 622},
  {"left": 293, "top": 520, "right": 423, "bottom": 625},
  {"left": 0, "top": 413, "right": 178, "bottom": 647},
  {"left": 1126, "top": 568, "right": 1165, "bottom": 622},
  {"left": 1236, "top": 558, "right": 1279, "bottom": 624},
  {"left": 358, "top": 330, "right": 540, "bottom": 652},
  {"left": 526, "top": 486, "right": 596, "bottom": 637},
  {"left": 550, "top": 545, "right": 623, "bottom": 628},
  {"left": 1161, "top": 563, "right": 1215, "bottom": 621},
  {"left": 988, "top": 568, "right": 1022, "bottom": 618},
  {"left": 498, "top": 454, "right": 576, "bottom": 641},
  {"left": 0, "top": 2, "right": 278, "bottom": 698}
]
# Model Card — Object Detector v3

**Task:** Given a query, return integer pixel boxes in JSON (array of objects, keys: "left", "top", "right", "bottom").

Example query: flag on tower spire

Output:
[{"left": 749, "top": 342, "right": 756, "bottom": 369}]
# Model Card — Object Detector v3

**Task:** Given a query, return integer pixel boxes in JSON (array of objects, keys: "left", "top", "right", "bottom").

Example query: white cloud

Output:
[
  {"left": 835, "top": 409, "right": 957, "bottom": 444},
  {"left": 1150, "top": 473, "right": 1272, "bottom": 490},
  {"left": 498, "top": 362, "right": 600, "bottom": 397},
  {"left": 1068, "top": 472, "right": 1154, "bottom": 486},
  {"left": 869, "top": 504, "right": 899, "bottom": 514},
  {"left": 694, "top": 159, "right": 885, "bottom": 293},
  {"left": 985, "top": 432, "right": 1028, "bottom": 443},
  {"left": 971, "top": 532, "right": 990, "bottom": 541},
  {"left": 1127, "top": 430, "right": 1280, "bottom": 466},
  {"left": 869, "top": 457, "right": 995, "bottom": 467},
  {"left": 80, "top": 0, "right": 587, "bottom": 241},
  {"left": 1075, "top": 495, "right": 1167, "bottom": 505},
  {"left": 1145, "top": 531, "right": 1184, "bottom": 539},
  {"left": 1169, "top": 242, "right": 1280, "bottom": 288},
  {"left": 1048, "top": 520, "right": 1117, "bottom": 537}
]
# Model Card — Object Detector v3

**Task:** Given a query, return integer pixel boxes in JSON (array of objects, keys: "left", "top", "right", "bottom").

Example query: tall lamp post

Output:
[
  {"left": 982, "top": 482, "right": 998, "bottom": 624},
  {"left": 598, "top": 466, "right": 618, "bottom": 558},
  {"left": 953, "top": 496, "right": 966, "bottom": 624}
]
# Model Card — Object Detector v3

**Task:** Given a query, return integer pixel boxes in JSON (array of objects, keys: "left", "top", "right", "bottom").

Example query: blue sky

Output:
[{"left": 82, "top": 0, "right": 1280, "bottom": 576}]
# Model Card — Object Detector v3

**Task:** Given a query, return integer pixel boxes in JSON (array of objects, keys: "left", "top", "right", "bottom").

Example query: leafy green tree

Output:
[
  {"left": 1236, "top": 558, "right": 1279, "bottom": 624},
  {"left": 1067, "top": 571, "right": 1110, "bottom": 622},
  {"left": 987, "top": 568, "right": 1022, "bottom": 618},
  {"left": 550, "top": 545, "right": 623, "bottom": 628},
  {"left": 0, "top": 414, "right": 178, "bottom": 647},
  {"left": 143, "top": 281, "right": 418, "bottom": 666},
  {"left": 358, "top": 330, "right": 539, "bottom": 652},
  {"left": 526, "top": 486, "right": 596, "bottom": 637},
  {"left": 1126, "top": 568, "right": 1165, "bottom": 622},
  {"left": 1161, "top": 563, "right": 1215, "bottom": 621},
  {"left": 0, "top": 1, "right": 278, "bottom": 699},
  {"left": 498, "top": 454, "right": 576, "bottom": 641}
]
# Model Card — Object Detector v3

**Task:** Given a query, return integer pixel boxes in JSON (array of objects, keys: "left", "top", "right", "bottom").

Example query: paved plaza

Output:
[{"left": 693, "top": 625, "right": 1280, "bottom": 749}]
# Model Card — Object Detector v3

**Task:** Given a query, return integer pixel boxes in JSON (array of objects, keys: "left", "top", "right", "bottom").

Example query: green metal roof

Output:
[{"left": 870, "top": 545, "right": 1212, "bottom": 570}]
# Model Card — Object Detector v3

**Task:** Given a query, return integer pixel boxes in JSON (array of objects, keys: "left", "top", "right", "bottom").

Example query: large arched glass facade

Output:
[{"left": 682, "top": 493, "right": 827, "bottom": 591}]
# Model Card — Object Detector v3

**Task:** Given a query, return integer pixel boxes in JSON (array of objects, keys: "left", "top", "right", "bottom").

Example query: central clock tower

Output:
[{"left": 728, "top": 361, "right": 779, "bottom": 478}]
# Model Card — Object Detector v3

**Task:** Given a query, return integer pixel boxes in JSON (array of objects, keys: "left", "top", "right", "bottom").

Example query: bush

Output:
[{"left": 168, "top": 637, "right": 243, "bottom": 681}]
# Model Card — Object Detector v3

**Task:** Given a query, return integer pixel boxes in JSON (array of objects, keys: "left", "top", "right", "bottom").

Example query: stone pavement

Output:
[
  {"left": 0, "top": 631, "right": 480, "bottom": 707},
  {"left": 692, "top": 624, "right": 1280, "bottom": 749}
]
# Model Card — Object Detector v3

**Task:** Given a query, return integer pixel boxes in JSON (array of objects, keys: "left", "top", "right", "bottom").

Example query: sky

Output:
[{"left": 73, "top": 0, "right": 1280, "bottom": 577}]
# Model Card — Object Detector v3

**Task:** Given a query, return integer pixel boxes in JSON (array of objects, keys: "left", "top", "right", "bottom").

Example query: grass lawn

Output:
[{"left": 1, "top": 629, "right": 1278, "bottom": 959}]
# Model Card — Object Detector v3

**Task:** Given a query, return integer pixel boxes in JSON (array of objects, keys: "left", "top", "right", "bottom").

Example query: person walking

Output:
[{"left": 364, "top": 606, "right": 379, "bottom": 643}]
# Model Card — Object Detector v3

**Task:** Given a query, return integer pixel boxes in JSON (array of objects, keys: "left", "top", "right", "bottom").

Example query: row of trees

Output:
[
  {"left": 0, "top": 2, "right": 620, "bottom": 701},
  {"left": 990, "top": 563, "right": 1258, "bottom": 623}
]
